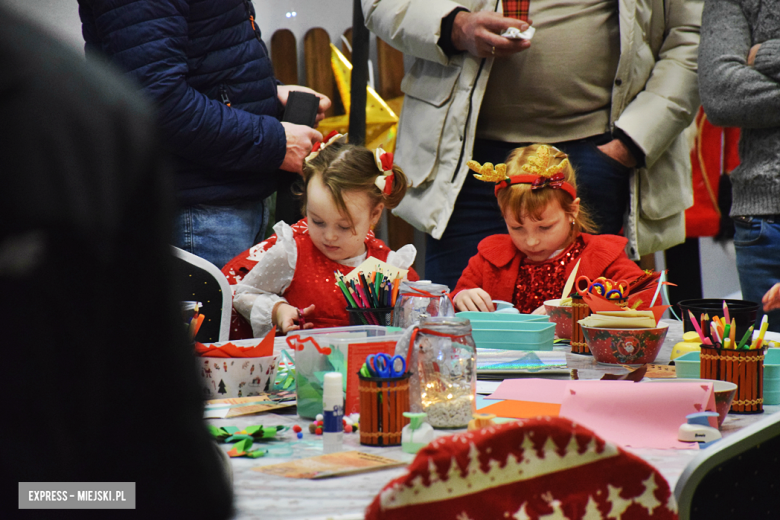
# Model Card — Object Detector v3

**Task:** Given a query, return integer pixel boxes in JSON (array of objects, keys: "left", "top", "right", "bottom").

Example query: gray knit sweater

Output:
[{"left": 699, "top": 0, "right": 780, "bottom": 216}]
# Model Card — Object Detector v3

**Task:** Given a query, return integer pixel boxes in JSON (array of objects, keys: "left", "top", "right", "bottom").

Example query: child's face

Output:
[
  {"left": 306, "top": 174, "right": 383, "bottom": 262},
  {"left": 504, "top": 198, "right": 580, "bottom": 263}
]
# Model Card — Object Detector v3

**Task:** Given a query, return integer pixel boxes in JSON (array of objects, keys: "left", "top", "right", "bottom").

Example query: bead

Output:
[
  {"left": 344, "top": 424, "right": 353, "bottom": 433},
  {"left": 292, "top": 425, "right": 302, "bottom": 433},
  {"left": 296, "top": 431, "right": 303, "bottom": 439},
  {"left": 316, "top": 414, "right": 324, "bottom": 422},
  {"left": 315, "top": 427, "right": 323, "bottom": 435}
]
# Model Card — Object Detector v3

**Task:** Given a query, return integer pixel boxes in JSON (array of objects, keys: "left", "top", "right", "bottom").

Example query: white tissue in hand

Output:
[{"left": 501, "top": 26, "right": 536, "bottom": 40}]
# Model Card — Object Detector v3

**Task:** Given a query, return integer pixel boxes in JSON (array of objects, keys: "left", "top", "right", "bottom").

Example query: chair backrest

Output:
[
  {"left": 674, "top": 411, "right": 780, "bottom": 519},
  {"left": 171, "top": 247, "right": 232, "bottom": 343}
]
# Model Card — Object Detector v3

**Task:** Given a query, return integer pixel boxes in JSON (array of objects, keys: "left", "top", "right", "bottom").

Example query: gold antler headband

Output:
[{"left": 469, "top": 145, "right": 576, "bottom": 199}]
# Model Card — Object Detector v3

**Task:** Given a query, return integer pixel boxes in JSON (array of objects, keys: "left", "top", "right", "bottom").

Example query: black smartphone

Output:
[{"left": 282, "top": 91, "right": 319, "bottom": 128}]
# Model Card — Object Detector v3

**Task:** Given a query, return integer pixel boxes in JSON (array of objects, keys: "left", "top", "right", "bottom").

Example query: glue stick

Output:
[{"left": 322, "top": 372, "right": 344, "bottom": 453}]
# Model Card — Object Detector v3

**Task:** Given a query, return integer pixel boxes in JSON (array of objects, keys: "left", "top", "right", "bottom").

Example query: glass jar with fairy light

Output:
[
  {"left": 396, "top": 316, "right": 476, "bottom": 428},
  {"left": 392, "top": 281, "right": 455, "bottom": 329}
]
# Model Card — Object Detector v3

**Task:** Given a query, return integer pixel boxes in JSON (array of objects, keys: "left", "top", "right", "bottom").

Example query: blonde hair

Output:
[
  {"left": 497, "top": 144, "right": 597, "bottom": 234},
  {"left": 300, "top": 141, "right": 408, "bottom": 229}
]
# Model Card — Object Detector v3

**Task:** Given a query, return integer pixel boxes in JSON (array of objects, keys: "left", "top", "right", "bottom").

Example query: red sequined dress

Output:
[{"left": 512, "top": 237, "right": 584, "bottom": 313}]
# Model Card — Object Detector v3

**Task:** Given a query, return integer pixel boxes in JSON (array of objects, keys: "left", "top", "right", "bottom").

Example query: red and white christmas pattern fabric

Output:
[{"left": 366, "top": 416, "right": 677, "bottom": 520}]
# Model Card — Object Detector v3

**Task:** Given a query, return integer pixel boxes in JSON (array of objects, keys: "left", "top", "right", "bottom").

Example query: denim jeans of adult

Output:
[
  {"left": 425, "top": 135, "right": 631, "bottom": 290},
  {"left": 173, "top": 198, "right": 269, "bottom": 269},
  {"left": 733, "top": 215, "right": 780, "bottom": 332}
]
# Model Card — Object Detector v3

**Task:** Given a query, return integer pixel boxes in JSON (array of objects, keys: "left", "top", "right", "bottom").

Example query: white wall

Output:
[{"left": 5, "top": 1, "right": 361, "bottom": 61}]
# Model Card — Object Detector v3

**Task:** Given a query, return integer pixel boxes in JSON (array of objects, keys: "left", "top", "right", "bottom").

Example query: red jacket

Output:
[{"left": 453, "top": 233, "right": 643, "bottom": 302}]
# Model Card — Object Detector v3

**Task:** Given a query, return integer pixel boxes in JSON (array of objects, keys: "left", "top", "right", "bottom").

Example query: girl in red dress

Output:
[
  {"left": 231, "top": 134, "right": 417, "bottom": 337},
  {"left": 453, "top": 144, "right": 643, "bottom": 314}
]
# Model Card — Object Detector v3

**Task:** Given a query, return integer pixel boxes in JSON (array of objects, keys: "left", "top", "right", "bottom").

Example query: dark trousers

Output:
[{"left": 426, "top": 135, "right": 632, "bottom": 290}]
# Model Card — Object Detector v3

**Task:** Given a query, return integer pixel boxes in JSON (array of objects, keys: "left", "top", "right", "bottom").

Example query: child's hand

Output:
[
  {"left": 531, "top": 305, "right": 547, "bottom": 315},
  {"left": 274, "top": 303, "right": 315, "bottom": 334},
  {"left": 454, "top": 289, "right": 495, "bottom": 312},
  {"left": 763, "top": 283, "right": 780, "bottom": 312}
]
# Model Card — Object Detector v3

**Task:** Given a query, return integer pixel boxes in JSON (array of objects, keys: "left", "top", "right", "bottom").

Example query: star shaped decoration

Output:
[
  {"left": 318, "top": 43, "right": 400, "bottom": 152},
  {"left": 606, "top": 484, "right": 633, "bottom": 519}
]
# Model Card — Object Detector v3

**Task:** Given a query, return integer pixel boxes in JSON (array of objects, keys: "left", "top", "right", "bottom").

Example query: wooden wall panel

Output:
[
  {"left": 304, "top": 27, "right": 337, "bottom": 118},
  {"left": 270, "top": 29, "right": 298, "bottom": 86}
]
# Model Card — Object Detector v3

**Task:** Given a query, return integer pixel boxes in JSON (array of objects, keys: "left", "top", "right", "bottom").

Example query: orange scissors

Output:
[{"left": 576, "top": 276, "right": 629, "bottom": 299}]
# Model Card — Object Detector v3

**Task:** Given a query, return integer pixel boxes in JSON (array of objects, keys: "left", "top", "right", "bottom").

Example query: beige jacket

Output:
[{"left": 363, "top": 0, "right": 701, "bottom": 259}]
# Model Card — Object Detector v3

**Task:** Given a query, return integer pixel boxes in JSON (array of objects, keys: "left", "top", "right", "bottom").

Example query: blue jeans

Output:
[
  {"left": 733, "top": 215, "right": 780, "bottom": 332},
  {"left": 426, "top": 136, "right": 631, "bottom": 290},
  {"left": 173, "top": 199, "right": 269, "bottom": 269}
]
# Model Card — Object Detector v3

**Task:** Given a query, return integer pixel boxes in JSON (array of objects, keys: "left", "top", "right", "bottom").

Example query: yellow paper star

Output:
[{"left": 317, "top": 43, "right": 400, "bottom": 152}]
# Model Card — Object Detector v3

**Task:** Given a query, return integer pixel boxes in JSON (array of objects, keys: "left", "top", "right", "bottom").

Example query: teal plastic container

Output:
[
  {"left": 674, "top": 351, "right": 701, "bottom": 379},
  {"left": 470, "top": 322, "right": 555, "bottom": 351},
  {"left": 456, "top": 311, "right": 549, "bottom": 323}
]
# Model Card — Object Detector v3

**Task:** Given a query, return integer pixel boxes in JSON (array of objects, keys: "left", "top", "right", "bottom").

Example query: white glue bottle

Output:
[{"left": 322, "top": 372, "right": 344, "bottom": 453}]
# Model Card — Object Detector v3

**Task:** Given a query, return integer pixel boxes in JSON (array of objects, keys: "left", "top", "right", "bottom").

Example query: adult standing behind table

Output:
[
  {"left": 78, "top": 0, "right": 331, "bottom": 269},
  {"left": 699, "top": 0, "right": 780, "bottom": 332},
  {"left": 363, "top": 0, "right": 701, "bottom": 289}
]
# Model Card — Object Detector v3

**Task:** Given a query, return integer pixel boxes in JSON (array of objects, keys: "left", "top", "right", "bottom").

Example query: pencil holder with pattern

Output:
[
  {"left": 700, "top": 344, "right": 765, "bottom": 414},
  {"left": 357, "top": 373, "right": 411, "bottom": 446},
  {"left": 570, "top": 294, "right": 591, "bottom": 354}
]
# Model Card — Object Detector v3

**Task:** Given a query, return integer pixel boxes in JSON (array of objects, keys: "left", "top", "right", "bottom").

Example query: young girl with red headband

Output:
[
  {"left": 230, "top": 134, "right": 418, "bottom": 336},
  {"left": 453, "top": 144, "right": 643, "bottom": 314}
]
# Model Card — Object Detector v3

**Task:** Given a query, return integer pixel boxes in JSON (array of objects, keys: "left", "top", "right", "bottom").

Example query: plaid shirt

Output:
[{"left": 503, "top": 0, "right": 530, "bottom": 21}]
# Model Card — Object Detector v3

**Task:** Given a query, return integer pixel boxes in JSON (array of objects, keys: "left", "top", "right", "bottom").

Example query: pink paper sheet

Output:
[
  {"left": 559, "top": 382, "right": 716, "bottom": 449},
  {"left": 486, "top": 379, "right": 634, "bottom": 404}
]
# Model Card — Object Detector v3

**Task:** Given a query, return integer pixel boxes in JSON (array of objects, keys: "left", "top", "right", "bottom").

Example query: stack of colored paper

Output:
[{"left": 579, "top": 309, "right": 656, "bottom": 328}]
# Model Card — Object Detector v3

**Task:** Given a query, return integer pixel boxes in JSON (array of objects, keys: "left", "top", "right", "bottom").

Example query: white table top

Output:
[{"left": 210, "top": 320, "right": 779, "bottom": 520}]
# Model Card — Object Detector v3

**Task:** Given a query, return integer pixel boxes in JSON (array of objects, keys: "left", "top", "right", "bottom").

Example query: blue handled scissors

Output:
[{"left": 366, "top": 353, "right": 406, "bottom": 378}]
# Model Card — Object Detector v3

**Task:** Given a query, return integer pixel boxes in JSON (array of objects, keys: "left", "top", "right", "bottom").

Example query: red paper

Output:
[
  {"left": 195, "top": 327, "right": 276, "bottom": 358},
  {"left": 345, "top": 340, "right": 396, "bottom": 414}
]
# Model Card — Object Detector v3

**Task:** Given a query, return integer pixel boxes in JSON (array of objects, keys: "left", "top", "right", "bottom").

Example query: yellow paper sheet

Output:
[{"left": 342, "top": 257, "right": 407, "bottom": 285}]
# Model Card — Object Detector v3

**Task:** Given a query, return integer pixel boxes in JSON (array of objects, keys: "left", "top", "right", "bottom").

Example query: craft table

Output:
[{"left": 211, "top": 320, "right": 779, "bottom": 520}]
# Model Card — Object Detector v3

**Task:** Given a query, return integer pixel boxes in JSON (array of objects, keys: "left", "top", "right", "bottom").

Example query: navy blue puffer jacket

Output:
[{"left": 78, "top": 0, "right": 285, "bottom": 205}]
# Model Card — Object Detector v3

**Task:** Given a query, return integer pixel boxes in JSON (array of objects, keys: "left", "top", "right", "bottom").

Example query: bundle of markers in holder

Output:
[
  {"left": 694, "top": 305, "right": 770, "bottom": 413},
  {"left": 687, "top": 300, "right": 770, "bottom": 350},
  {"left": 334, "top": 269, "right": 403, "bottom": 326}
]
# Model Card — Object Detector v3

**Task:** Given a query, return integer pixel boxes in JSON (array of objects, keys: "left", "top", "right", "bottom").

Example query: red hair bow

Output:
[
  {"left": 532, "top": 171, "right": 565, "bottom": 190},
  {"left": 374, "top": 148, "right": 395, "bottom": 196}
]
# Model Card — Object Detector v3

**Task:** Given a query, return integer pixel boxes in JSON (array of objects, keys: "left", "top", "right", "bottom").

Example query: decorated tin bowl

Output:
[
  {"left": 581, "top": 323, "right": 669, "bottom": 366},
  {"left": 646, "top": 378, "right": 737, "bottom": 428},
  {"left": 543, "top": 299, "right": 572, "bottom": 340}
]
